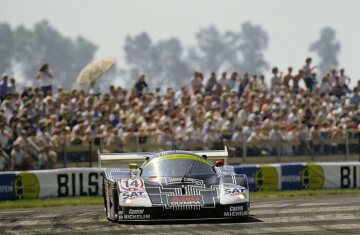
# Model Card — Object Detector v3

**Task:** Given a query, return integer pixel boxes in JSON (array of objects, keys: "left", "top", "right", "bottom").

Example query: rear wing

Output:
[{"left": 98, "top": 146, "right": 228, "bottom": 169}]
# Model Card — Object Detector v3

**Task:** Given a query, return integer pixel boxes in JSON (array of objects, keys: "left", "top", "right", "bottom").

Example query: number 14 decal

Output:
[{"left": 119, "top": 178, "right": 145, "bottom": 191}]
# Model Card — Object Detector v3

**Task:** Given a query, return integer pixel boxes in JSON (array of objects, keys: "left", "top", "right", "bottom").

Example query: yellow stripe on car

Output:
[{"left": 143, "top": 154, "right": 210, "bottom": 168}]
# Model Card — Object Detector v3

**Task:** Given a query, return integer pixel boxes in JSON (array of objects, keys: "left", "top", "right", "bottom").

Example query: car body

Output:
[{"left": 100, "top": 148, "right": 250, "bottom": 221}]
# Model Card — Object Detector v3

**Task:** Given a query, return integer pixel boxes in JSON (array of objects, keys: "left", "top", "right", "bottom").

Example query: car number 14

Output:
[{"left": 119, "top": 178, "right": 145, "bottom": 191}]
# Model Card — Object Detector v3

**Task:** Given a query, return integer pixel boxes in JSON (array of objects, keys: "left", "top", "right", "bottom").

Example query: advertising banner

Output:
[
  {"left": 0, "top": 168, "right": 103, "bottom": 200},
  {"left": 233, "top": 162, "right": 360, "bottom": 191},
  {"left": 1, "top": 162, "right": 359, "bottom": 200}
]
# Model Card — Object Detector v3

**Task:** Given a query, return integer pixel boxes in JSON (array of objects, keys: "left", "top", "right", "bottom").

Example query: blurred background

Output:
[{"left": 0, "top": 0, "right": 359, "bottom": 170}]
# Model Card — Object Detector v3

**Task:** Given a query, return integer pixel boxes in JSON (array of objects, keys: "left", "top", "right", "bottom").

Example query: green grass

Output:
[
  {"left": 1, "top": 188, "right": 360, "bottom": 210},
  {"left": 0, "top": 196, "right": 102, "bottom": 210},
  {"left": 251, "top": 188, "right": 360, "bottom": 199}
]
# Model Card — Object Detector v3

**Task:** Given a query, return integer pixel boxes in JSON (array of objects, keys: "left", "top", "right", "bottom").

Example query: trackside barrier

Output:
[{"left": 0, "top": 162, "right": 359, "bottom": 200}]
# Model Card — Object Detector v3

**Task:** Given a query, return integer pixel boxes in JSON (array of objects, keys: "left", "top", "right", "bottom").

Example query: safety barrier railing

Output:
[{"left": 1, "top": 129, "right": 359, "bottom": 170}]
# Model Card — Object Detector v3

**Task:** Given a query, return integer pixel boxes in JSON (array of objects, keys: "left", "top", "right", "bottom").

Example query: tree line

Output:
[{"left": 0, "top": 20, "right": 340, "bottom": 89}]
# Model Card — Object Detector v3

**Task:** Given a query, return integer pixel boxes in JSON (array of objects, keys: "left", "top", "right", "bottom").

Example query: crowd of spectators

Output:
[{"left": 0, "top": 58, "right": 360, "bottom": 171}]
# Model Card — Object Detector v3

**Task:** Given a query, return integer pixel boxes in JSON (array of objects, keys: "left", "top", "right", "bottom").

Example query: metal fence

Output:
[{"left": 51, "top": 130, "right": 360, "bottom": 168}]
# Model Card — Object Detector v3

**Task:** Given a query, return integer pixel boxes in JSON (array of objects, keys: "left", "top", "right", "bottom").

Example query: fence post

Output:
[
  {"left": 62, "top": 137, "right": 67, "bottom": 168},
  {"left": 345, "top": 130, "right": 349, "bottom": 161},
  {"left": 358, "top": 132, "right": 360, "bottom": 162},
  {"left": 89, "top": 140, "right": 93, "bottom": 168},
  {"left": 243, "top": 141, "right": 247, "bottom": 163},
  {"left": 99, "top": 135, "right": 103, "bottom": 153},
  {"left": 136, "top": 135, "right": 140, "bottom": 152},
  {"left": 276, "top": 141, "right": 280, "bottom": 162}
]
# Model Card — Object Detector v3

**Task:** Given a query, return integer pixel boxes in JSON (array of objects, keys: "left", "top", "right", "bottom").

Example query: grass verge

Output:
[
  {"left": 251, "top": 188, "right": 360, "bottom": 199},
  {"left": 1, "top": 188, "right": 360, "bottom": 210}
]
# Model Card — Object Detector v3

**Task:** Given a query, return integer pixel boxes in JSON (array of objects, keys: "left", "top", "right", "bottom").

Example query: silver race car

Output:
[{"left": 99, "top": 148, "right": 250, "bottom": 221}]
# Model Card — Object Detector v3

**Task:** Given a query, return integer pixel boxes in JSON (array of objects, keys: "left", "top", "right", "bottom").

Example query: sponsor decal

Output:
[
  {"left": 0, "top": 173, "right": 16, "bottom": 200},
  {"left": 230, "top": 206, "right": 243, "bottom": 211},
  {"left": 301, "top": 163, "right": 324, "bottom": 189},
  {"left": 128, "top": 209, "right": 144, "bottom": 215},
  {"left": 167, "top": 178, "right": 203, "bottom": 186},
  {"left": 233, "top": 166, "right": 257, "bottom": 191},
  {"left": 14, "top": 172, "right": 40, "bottom": 199},
  {"left": 340, "top": 166, "right": 358, "bottom": 188},
  {"left": 119, "top": 178, "right": 145, "bottom": 191},
  {"left": 124, "top": 214, "right": 150, "bottom": 220},
  {"left": 224, "top": 211, "right": 248, "bottom": 217},
  {"left": 57, "top": 172, "right": 100, "bottom": 197},
  {"left": 224, "top": 188, "right": 246, "bottom": 196},
  {"left": 168, "top": 195, "right": 203, "bottom": 206},
  {"left": 281, "top": 164, "right": 303, "bottom": 190},
  {"left": 122, "top": 191, "right": 146, "bottom": 202},
  {"left": 255, "top": 165, "right": 278, "bottom": 191}
]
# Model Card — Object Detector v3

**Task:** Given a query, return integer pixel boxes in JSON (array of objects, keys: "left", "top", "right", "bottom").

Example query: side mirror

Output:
[
  {"left": 215, "top": 160, "right": 224, "bottom": 167},
  {"left": 129, "top": 163, "right": 138, "bottom": 170}
]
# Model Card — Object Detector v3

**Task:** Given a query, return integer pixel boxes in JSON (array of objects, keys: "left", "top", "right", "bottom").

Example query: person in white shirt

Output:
[
  {"left": 339, "top": 68, "right": 351, "bottom": 93},
  {"left": 302, "top": 57, "right": 316, "bottom": 91},
  {"left": 37, "top": 63, "right": 54, "bottom": 96},
  {"left": 218, "top": 72, "right": 229, "bottom": 91},
  {"left": 318, "top": 76, "right": 331, "bottom": 94},
  {"left": 270, "top": 67, "right": 282, "bottom": 91}
]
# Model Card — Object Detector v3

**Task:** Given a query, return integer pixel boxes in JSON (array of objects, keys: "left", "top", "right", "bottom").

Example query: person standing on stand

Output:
[
  {"left": 37, "top": 63, "right": 54, "bottom": 96},
  {"left": 134, "top": 74, "right": 148, "bottom": 97},
  {"left": 303, "top": 57, "right": 316, "bottom": 91}
]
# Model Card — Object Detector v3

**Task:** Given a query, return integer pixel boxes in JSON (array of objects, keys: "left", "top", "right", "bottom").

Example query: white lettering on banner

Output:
[
  {"left": 124, "top": 214, "right": 150, "bottom": 220},
  {"left": 129, "top": 209, "right": 144, "bottom": 215},
  {"left": 281, "top": 175, "right": 301, "bottom": 183},
  {"left": 224, "top": 211, "right": 248, "bottom": 217},
  {"left": 0, "top": 186, "right": 13, "bottom": 193}
]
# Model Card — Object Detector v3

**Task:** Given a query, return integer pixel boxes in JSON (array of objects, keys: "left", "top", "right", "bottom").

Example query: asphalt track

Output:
[{"left": 1, "top": 194, "right": 360, "bottom": 235}]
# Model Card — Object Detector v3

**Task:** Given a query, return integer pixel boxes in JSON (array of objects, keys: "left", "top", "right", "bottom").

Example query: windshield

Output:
[{"left": 141, "top": 153, "right": 215, "bottom": 177}]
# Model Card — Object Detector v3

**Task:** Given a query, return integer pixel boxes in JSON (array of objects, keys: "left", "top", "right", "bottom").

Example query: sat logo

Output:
[
  {"left": 122, "top": 191, "right": 146, "bottom": 202},
  {"left": 224, "top": 188, "right": 245, "bottom": 196}
]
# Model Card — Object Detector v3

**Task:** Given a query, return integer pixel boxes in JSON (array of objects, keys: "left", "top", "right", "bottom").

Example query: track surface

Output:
[{"left": 1, "top": 194, "right": 360, "bottom": 235}]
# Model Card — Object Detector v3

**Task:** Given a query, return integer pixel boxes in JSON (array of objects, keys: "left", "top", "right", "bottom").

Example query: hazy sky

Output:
[{"left": 1, "top": 0, "right": 360, "bottom": 85}]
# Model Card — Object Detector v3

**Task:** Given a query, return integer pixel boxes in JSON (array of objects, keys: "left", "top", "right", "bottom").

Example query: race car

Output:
[{"left": 99, "top": 148, "right": 250, "bottom": 221}]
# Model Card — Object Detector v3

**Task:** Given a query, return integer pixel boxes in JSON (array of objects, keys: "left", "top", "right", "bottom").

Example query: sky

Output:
[{"left": 0, "top": 0, "right": 360, "bottom": 86}]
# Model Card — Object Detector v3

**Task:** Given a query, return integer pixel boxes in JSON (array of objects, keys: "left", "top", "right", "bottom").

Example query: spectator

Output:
[
  {"left": 8, "top": 77, "right": 16, "bottom": 94},
  {"left": 339, "top": 68, "right": 351, "bottom": 93},
  {"left": 228, "top": 72, "right": 238, "bottom": 91},
  {"left": 258, "top": 75, "right": 267, "bottom": 92},
  {"left": 270, "top": 67, "right": 282, "bottom": 90},
  {"left": 37, "top": 63, "right": 54, "bottom": 96},
  {"left": 218, "top": 72, "right": 229, "bottom": 92},
  {"left": 238, "top": 72, "right": 249, "bottom": 98},
  {"left": 134, "top": 74, "right": 148, "bottom": 97},
  {"left": 318, "top": 76, "right": 331, "bottom": 94},
  {"left": 0, "top": 74, "right": 9, "bottom": 100},
  {"left": 302, "top": 57, "right": 316, "bottom": 91},
  {"left": 191, "top": 71, "right": 203, "bottom": 94},
  {"left": 292, "top": 69, "right": 303, "bottom": 93},
  {"left": 38, "top": 142, "right": 57, "bottom": 169},
  {"left": 282, "top": 67, "right": 293, "bottom": 88},
  {"left": 11, "top": 140, "right": 30, "bottom": 170},
  {"left": 205, "top": 72, "right": 218, "bottom": 95},
  {"left": 350, "top": 87, "right": 360, "bottom": 106}
]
